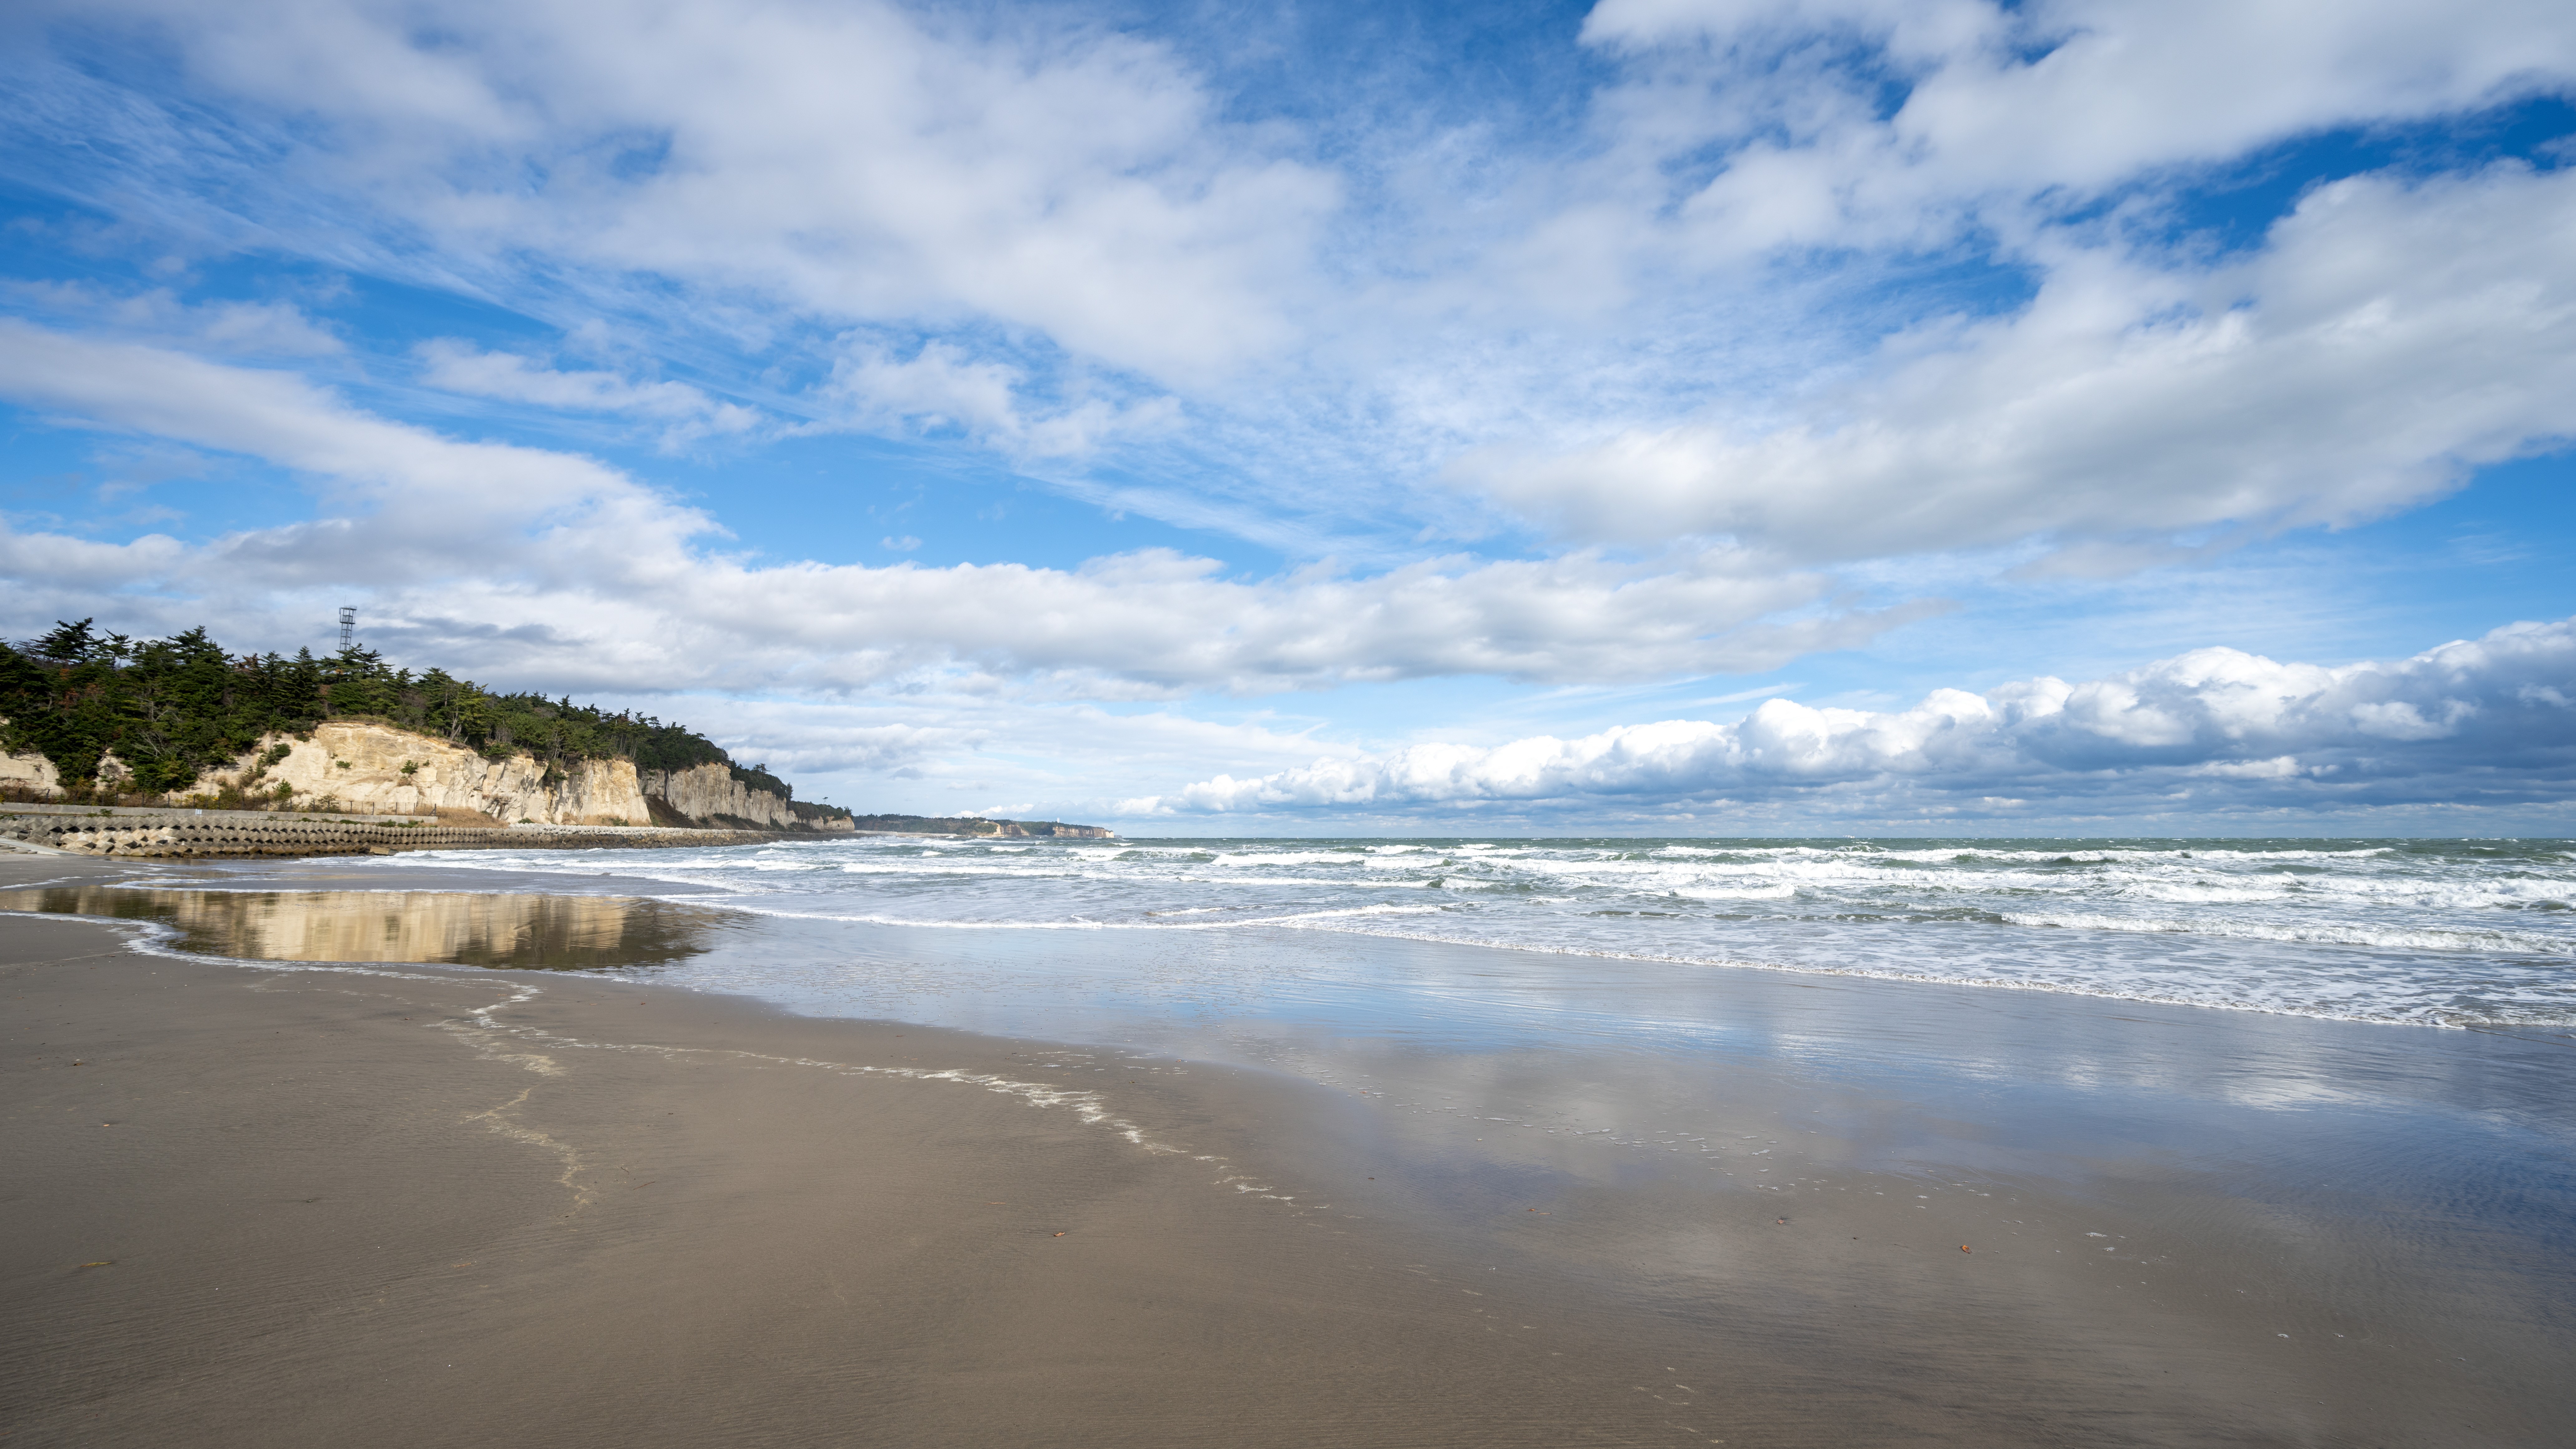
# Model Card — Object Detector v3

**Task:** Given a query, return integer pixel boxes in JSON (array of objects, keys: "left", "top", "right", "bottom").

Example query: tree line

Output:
[{"left": 0, "top": 619, "right": 801, "bottom": 806}]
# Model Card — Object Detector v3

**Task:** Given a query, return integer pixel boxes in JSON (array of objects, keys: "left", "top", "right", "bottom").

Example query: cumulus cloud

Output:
[{"left": 1126, "top": 618, "right": 2576, "bottom": 818}]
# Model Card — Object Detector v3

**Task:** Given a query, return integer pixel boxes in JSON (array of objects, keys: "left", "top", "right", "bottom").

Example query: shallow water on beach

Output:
[
  {"left": 0, "top": 885, "right": 726, "bottom": 970},
  {"left": 25, "top": 837, "right": 2576, "bottom": 1378},
  {"left": 28, "top": 833, "right": 2567, "bottom": 1183},
  {"left": 305, "top": 833, "right": 2576, "bottom": 1027}
]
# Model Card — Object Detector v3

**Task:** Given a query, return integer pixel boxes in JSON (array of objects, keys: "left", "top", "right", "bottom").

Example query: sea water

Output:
[{"left": 342, "top": 835, "right": 2576, "bottom": 1029}]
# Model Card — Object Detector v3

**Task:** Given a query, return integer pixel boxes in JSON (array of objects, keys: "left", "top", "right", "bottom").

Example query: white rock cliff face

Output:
[
  {"left": 640, "top": 763, "right": 799, "bottom": 827},
  {"left": 0, "top": 749, "right": 61, "bottom": 793},
  {"left": 7, "top": 721, "right": 828, "bottom": 828},
  {"left": 206, "top": 721, "right": 653, "bottom": 825}
]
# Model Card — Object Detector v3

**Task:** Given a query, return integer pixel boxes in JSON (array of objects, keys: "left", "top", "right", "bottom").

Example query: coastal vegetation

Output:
[{"left": 0, "top": 619, "right": 806, "bottom": 809}]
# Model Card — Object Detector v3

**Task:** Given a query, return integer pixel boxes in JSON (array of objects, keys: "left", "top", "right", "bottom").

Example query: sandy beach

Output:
[{"left": 5, "top": 852, "right": 2571, "bottom": 1447}]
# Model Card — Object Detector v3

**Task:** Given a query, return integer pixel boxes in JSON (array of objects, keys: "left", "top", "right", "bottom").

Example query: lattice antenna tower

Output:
[{"left": 337, "top": 606, "right": 357, "bottom": 651}]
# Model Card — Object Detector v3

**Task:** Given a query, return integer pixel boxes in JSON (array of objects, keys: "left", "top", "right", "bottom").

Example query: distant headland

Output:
[
  {"left": 843, "top": 814, "right": 1115, "bottom": 839},
  {"left": 0, "top": 620, "right": 1109, "bottom": 843}
]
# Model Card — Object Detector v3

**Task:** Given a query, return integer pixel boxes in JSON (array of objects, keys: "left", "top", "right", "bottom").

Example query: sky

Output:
[{"left": 2, "top": 0, "right": 2572, "bottom": 836}]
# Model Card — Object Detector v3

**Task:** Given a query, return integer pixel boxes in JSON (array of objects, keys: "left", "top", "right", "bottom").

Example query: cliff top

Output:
[{"left": 0, "top": 617, "right": 834, "bottom": 817}]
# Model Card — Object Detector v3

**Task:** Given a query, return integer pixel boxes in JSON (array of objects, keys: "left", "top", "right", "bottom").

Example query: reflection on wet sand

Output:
[{"left": 0, "top": 886, "right": 727, "bottom": 969}]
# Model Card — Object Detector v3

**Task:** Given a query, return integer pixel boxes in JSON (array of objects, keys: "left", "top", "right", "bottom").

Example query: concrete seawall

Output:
[{"left": 1, "top": 807, "right": 794, "bottom": 860}]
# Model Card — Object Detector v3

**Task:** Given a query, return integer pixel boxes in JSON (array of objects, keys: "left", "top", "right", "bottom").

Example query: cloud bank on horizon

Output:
[
  {"left": 0, "top": 0, "right": 2571, "bottom": 830},
  {"left": 1125, "top": 620, "right": 2576, "bottom": 827}
]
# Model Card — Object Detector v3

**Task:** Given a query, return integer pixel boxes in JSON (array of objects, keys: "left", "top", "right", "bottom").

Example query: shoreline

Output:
[
  {"left": 0, "top": 807, "right": 1107, "bottom": 860},
  {"left": 5, "top": 854, "right": 2572, "bottom": 1445},
  {"left": 0, "top": 808, "right": 822, "bottom": 860}
]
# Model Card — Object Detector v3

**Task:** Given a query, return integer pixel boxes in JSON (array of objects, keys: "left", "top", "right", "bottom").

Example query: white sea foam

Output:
[
  {"left": 2000, "top": 911, "right": 2576, "bottom": 955},
  {"left": 326, "top": 833, "right": 2576, "bottom": 1027}
]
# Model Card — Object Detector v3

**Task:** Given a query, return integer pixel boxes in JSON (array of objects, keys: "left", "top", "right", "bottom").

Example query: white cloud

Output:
[
  {"left": 1127, "top": 618, "right": 2576, "bottom": 817},
  {"left": 399, "top": 682, "right": 1366, "bottom": 822},
  {"left": 0, "top": 323, "right": 1929, "bottom": 694},
  {"left": 0, "top": 319, "right": 706, "bottom": 588},
  {"left": 1, "top": 281, "right": 345, "bottom": 356},
  {"left": 15, "top": 0, "right": 2574, "bottom": 580},
  {"left": 31, "top": 0, "right": 1338, "bottom": 385},
  {"left": 414, "top": 340, "right": 762, "bottom": 444},
  {"left": 325, "top": 544, "right": 1923, "bottom": 699},
  {"left": 0, "top": 320, "right": 638, "bottom": 516},
  {"left": 1461, "top": 162, "right": 2576, "bottom": 563},
  {"left": 1586, "top": 0, "right": 2576, "bottom": 216},
  {"left": 814, "top": 339, "right": 1177, "bottom": 458},
  {"left": 1367, "top": 4, "right": 2576, "bottom": 572},
  {"left": 7, "top": 0, "right": 2575, "bottom": 832},
  {"left": 825, "top": 341, "right": 1021, "bottom": 437}
]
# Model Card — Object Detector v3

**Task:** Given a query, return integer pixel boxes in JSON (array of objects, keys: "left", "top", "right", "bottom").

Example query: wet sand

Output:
[{"left": 4, "top": 854, "right": 2570, "bottom": 1446}]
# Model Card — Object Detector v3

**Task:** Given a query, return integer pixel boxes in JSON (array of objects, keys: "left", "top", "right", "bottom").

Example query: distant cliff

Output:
[
  {"left": 205, "top": 720, "right": 649, "bottom": 825},
  {"left": 845, "top": 814, "right": 1114, "bottom": 839},
  {"left": 69, "top": 719, "right": 852, "bottom": 830},
  {"left": 0, "top": 618, "right": 850, "bottom": 830},
  {"left": 639, "top": 762, "right": 856, "bottom": 830}
]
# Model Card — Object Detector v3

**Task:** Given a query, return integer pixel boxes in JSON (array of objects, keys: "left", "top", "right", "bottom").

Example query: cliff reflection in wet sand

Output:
[{"left": 0, "top": 887, "right": 726, "bottom": 969}]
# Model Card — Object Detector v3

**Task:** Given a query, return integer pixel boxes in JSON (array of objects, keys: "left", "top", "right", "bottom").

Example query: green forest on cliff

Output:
[{"left": 0, "top": 619, "right": 804, "bottom": 806}]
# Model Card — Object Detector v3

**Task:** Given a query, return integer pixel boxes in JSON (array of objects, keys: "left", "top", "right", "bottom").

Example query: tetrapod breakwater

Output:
[{"left": 1, "top": 804, "right": 786, "bottom": 859}]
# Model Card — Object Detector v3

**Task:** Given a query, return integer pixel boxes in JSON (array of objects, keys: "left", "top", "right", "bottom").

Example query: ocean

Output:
[{"left": 349, "top": 834, "right": 2576, "bottom": 1030}]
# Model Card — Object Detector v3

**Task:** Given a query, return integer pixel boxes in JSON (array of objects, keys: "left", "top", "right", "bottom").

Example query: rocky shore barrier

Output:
[{"left": 1, "top": 804, "right": 789, "bottom": 859}]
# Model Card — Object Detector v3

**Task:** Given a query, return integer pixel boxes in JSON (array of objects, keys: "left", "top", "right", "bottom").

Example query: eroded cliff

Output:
[
  {"left": 5, "top": 718, "right": 851, "bottom": 832},
  {"left": 641, "top": 762, "right": 801, "bottom": 827},
  {"left": 198, "top": 721, "right": 652, "bottom": 825},
  {"left": 0, "top": 749, "right": 59, "bottom": 793}
]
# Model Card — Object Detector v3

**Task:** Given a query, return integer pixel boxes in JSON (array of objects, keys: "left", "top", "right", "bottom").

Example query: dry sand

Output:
[{"left": 3, "top": 853, "right": 2565, "bottom": 1446}]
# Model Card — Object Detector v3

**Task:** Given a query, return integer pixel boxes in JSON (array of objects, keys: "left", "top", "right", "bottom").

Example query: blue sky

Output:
[{"left": 2, "top": 0, "right": 2571, "bottom": 833}]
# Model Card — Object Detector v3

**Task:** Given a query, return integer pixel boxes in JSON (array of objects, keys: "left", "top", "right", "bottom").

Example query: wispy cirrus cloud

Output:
[
  {"left": 413, "top": 340, "right": 765, "bottom": 446},
  {"left": 1, "top": 281, "right": 345, "bottom": 357}
]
